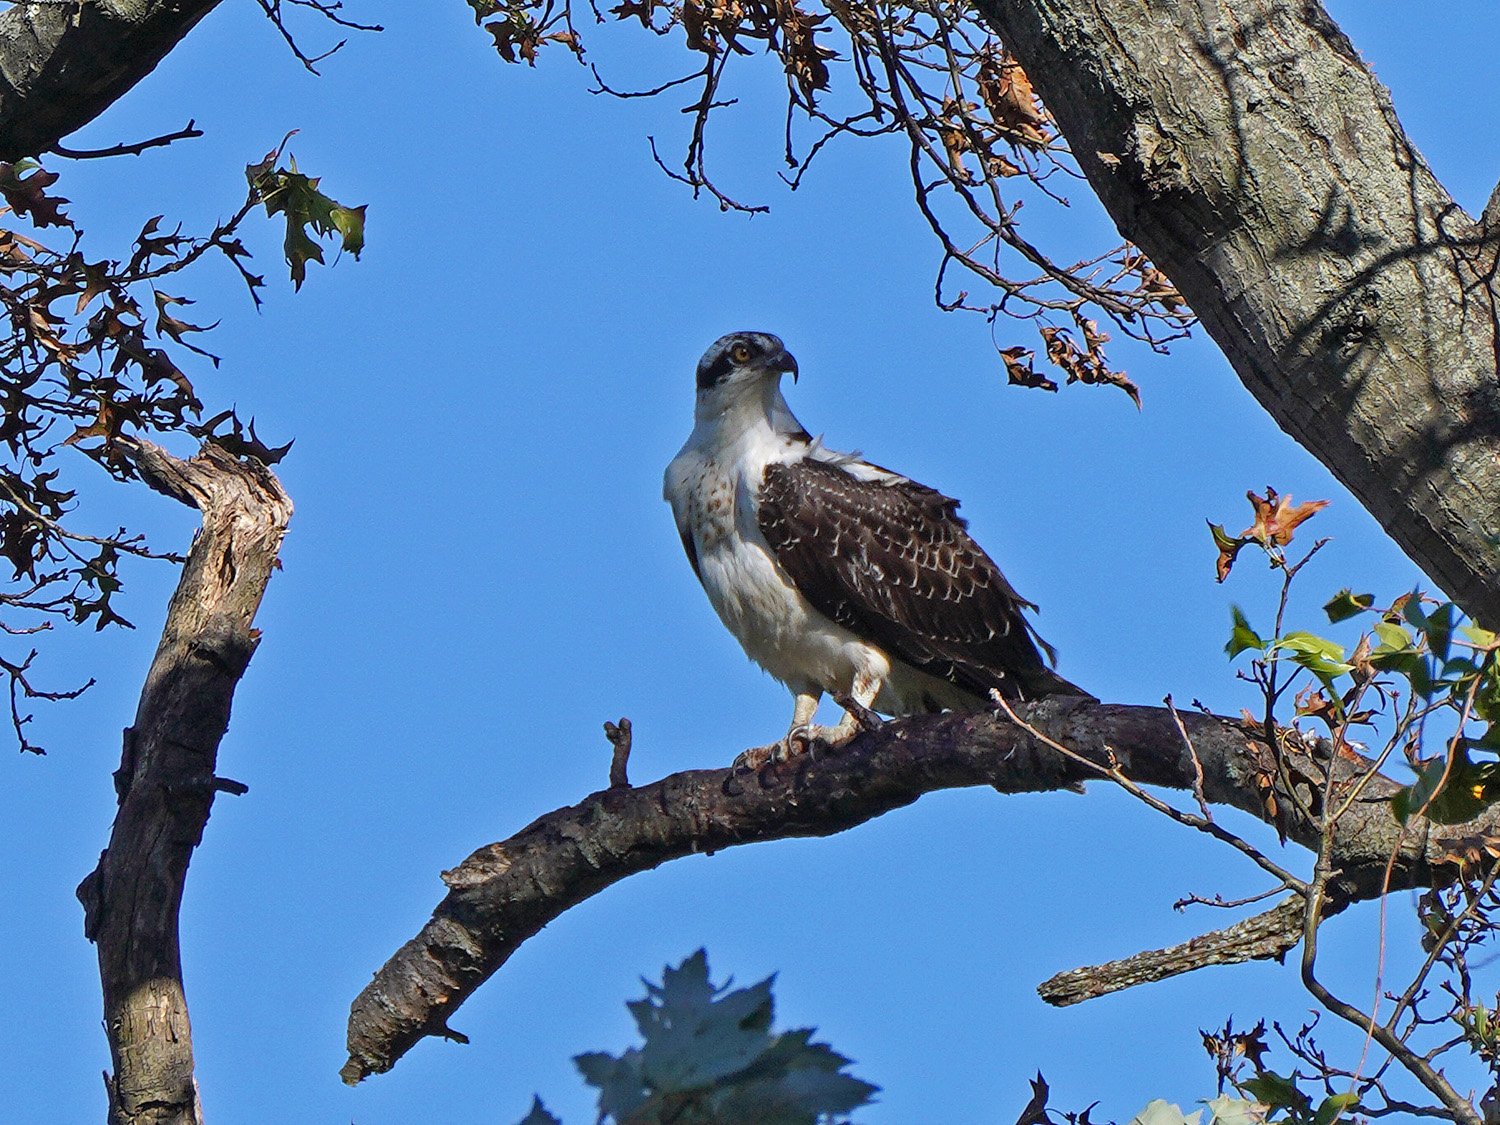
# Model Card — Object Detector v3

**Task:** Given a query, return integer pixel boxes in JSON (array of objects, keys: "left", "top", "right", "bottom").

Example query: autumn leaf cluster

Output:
[
  {"left": 466, "top": 0, "right": 1191, "bottom": 401},
  {"left": 0, "top": 143, "right": 362, "bottom": 751}
]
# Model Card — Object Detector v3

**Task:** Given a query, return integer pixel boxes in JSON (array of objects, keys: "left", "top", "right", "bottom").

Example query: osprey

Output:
[{"left": 664, "top": 331, "right": 1088, "bottom": 753}]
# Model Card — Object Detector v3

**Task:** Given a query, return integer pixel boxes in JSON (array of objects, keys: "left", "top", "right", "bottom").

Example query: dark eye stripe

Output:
[
  {"left": 696, "top": 337, "right": 764, "bottom": 389},
  {"left": 696, "top": 346, "right": 739, "bottom": 389}
]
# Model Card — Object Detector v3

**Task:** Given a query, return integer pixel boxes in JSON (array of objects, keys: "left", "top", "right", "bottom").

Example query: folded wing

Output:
[{"left": 758, "top": 458, "right": 1084, "bottom": 701}]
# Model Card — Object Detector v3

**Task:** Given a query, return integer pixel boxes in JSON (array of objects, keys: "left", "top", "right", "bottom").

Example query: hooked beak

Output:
[{"left": 779, "top": 349, "right": 799, "bottom": 383}]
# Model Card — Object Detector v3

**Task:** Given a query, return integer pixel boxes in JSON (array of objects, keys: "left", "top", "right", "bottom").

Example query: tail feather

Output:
[{"left": 1016, "top": 664, "right": 1096, "bottom": 703}]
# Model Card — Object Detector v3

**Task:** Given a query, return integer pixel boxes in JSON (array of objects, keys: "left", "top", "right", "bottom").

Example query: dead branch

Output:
[
  {"left": 75, "top": 437, "right": 291, "bottom": 1125},
  {"left": 1038, "top": 896, "right": 1310, "bottom": 1006},
  {"left": 343, "top": 698, "right": 1493, "bottom": 1084}
]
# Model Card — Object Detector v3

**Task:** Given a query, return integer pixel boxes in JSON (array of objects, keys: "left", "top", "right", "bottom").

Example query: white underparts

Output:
[{"left": 665, "top": 376, "right": 976, "bottom": 731}]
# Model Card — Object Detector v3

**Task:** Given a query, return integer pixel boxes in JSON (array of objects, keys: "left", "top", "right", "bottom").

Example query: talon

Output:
[
  {"left": 731, "top": 743, "right": 777, "bottom": 773},
  {"left": 785, "top": 724, "right": 815, "bottom": 756}
]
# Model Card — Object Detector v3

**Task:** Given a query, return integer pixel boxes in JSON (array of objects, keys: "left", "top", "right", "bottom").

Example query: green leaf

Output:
[
  {"left": 1130, "top": 1099, "right": 1202, "bottom": 1125},
  {"left": 1323, "top": 589, "right": 1374, "bottom": 623},
  {"left": 1403, "top": 592, "right": 1429, "bottom": 633},
  {"left": 578, "top": 950, "right": 877, "bottom": 1125},
  {"left": 1241, "top": 1072, "right": 1306, "bottom": 1112},
  {"left": 1226, "top": 605, "right": 1266, "bottom": 659},
  {"left": 1462, "top": 623, "right": 1499, "bottom": 649},
  {"left": 1372, "top": 621, "right": 1413, "bottom": 653},
  {"left": 1422, "top": 602, "right": 1459, "bottom": 662},
  {"left": 246, "top": 146, "right": 367, "bottom": 290},
  {"left": 1271, "top": 632, "right": 1353, "bottom": 681},
  {"left": 1312, "top": 1092, "right": 1359, "bottom": 1125},
  {"left": 1442, "top": 656, "right": 1480, "bottom": 680},
  {"left": 1205, "top": 1095, "right": 1267, "bottom": 1125},
  {"left": 515, "top": 1095, "right": 563, "bottom": 1125},
  {"left": 1392, "top": 750, "right": 1500, "bottom": 825}
]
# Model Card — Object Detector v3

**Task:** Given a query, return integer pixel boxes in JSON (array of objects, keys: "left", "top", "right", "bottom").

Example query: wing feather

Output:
[{"left": 758, "top": 458, "right": 1079, "bottom": 700}]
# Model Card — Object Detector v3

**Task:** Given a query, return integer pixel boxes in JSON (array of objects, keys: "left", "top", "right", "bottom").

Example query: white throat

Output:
[{"left": 691, "top": 376, "right": 805, "bottom": 450}]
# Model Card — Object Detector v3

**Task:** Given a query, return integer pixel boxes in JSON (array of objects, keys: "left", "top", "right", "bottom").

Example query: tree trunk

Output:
[
  {"left": 979, "top": 0, "right": 1500, "bottom": 625},
  {"left": 76, "top": 439, "right": 291, "bottom": 1125},
  {"left": 0, "top": 0, "right": 222, "bottom": 160}
]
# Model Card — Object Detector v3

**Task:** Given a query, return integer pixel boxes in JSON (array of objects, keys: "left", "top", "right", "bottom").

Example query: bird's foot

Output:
[
  {"left": 730, "top": 742, "right": 779, "bottom": 774},
  {"left": 730, "top": 723, "right": 846, "bottom": 775}
]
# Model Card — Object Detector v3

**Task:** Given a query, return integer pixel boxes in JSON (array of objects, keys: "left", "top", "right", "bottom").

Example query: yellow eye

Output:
[{"left": 729, "top": 342, "right": 754, "bottom": 364}]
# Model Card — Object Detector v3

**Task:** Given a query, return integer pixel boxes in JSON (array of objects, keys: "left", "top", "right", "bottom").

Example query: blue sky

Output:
[{"left": 2, "top": 2, "right": 1497, "bottom": 1122}]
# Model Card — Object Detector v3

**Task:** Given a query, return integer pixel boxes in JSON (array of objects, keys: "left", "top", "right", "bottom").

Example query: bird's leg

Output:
[
  {"left": 782, "top": 690, "right": 822, "bottom": 756},
  {"left": 825, "top": 671, "right": 883, "bottom": 746}
]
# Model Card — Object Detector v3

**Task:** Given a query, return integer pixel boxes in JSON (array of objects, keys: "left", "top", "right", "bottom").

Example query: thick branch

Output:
[
  {"left": 343, "top": 699, "right": 1487, "bottom": 1083},
  {"left": 0, "top": 0, "right": 222, "bottom": 161},
  {"left": 977, "top": 0, "right": 1500, "bottom": 627},
  {"left": 76, "top": 438, "right": 291, "bottom": 1125}
]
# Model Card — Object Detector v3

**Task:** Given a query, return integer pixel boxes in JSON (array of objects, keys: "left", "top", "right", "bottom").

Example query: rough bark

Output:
[
  {"left": 343, "top": 698, "right": 1483, "bottom": 1083},
  {"left": 76, "top": 438, "right": 291, "bottom": 1125},
  {"left": 976, "top": 0, "right": 1500, "bottom": 627},
  {"left": 0, "top": 0, "right": 222, "bottom": 161}
]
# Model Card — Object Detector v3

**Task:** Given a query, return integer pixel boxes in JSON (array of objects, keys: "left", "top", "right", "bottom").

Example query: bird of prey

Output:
[{"left": 664, "top": 331, "right": 1088, "bottom": 755}]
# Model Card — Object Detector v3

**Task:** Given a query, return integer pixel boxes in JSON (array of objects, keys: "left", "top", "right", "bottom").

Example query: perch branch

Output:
[{"left": 344, "top": 699, "right": 1495, "bottom": 1083}]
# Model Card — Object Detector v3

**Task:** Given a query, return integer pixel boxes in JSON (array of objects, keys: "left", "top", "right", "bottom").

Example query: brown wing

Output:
[{"left": 758, "top": 458, "right": 1085, "bottom": 701}]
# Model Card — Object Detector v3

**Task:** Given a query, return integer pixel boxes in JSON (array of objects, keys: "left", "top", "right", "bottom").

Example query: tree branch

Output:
[
  {"left": 75, "top": 437, "right": 291, "bottom": 1125},
  {"left": 50, "top": 118, "right": 202, "bottom": 160},
  {"left": 342, "top": 699, "right": 1491, "bottom": 1084},
  {"left": 1037, "top": 894, "right": 1310, "bottom": 1006},
  {"left": 976, "top": 0, "right": 1500, "bottom": 627},
  {"left": 0, "top": 0, "right": 223, "bottom": 161}
]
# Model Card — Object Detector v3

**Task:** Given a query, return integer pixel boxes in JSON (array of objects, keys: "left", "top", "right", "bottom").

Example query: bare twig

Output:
[
  {"left": 604, "top": 717, "right": 632, "bottom": 789},
  {"left": 50, "top": 120, "right": 203, "bottom": 160}
]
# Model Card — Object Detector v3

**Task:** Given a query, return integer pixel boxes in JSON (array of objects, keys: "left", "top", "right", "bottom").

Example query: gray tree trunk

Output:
[
  {"left": 0, "top": 0, "right": 221, "bottom": 160},
  {"left": 76, "top": 440, "right": 291, "bottom": 1125},
  {"left": 977, "top": 0, "right": 1500, "bottom": 625}
]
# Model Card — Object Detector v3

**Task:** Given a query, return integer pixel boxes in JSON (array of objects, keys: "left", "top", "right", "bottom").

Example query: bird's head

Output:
[{"left": 695, "top": 332, "right": 799, "bottom": 397}]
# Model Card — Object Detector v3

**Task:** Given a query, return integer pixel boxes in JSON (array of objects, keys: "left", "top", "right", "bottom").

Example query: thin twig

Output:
[{"left": 51, "top": 121, "right": 203, "bottom": 160}]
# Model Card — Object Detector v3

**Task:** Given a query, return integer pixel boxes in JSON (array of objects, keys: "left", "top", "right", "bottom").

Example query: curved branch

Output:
[
  {"left": 0, "top": 0, "right": 223, "bottom": 161},
  {"left": 974, "top": 0, "right": 1500, "bottom": 627},
  {"left": 342, "top": 699, "right": 1491, "bottom": 1084},
  {"left": 75, "top": 437, "right": 292, "bottom": 1125}
]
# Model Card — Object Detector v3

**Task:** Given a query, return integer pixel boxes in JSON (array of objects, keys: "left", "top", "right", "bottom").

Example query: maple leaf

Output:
[
  {"left": 1211, "top": 489, "right": 1329, "bottom": 581},
  {"left": 1243, "top": 487, "right": 1328, "bottom": 547}
]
